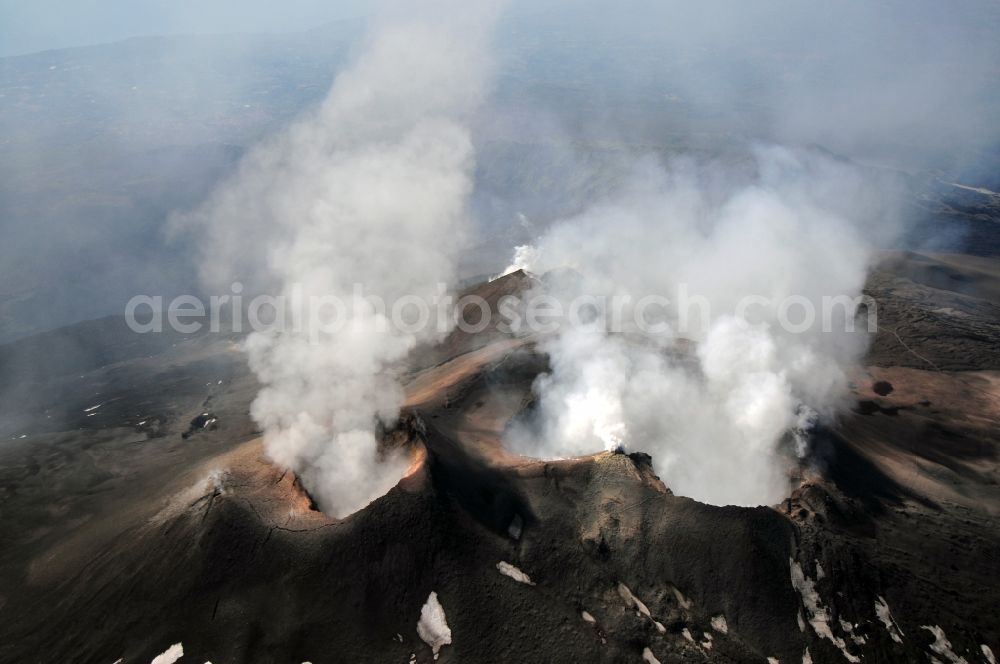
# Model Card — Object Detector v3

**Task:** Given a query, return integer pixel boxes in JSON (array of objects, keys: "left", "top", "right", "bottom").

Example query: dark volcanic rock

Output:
[{"left": 0, "top": 264, "right": 998, "bottom": 663}]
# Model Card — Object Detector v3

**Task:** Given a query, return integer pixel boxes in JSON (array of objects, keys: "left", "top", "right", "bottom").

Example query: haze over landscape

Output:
[{"left": 1, "top": 1, "right": 999, "bottom": 663}]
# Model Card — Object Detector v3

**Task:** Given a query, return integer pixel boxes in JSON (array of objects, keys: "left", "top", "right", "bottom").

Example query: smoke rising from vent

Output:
[
  {"left": 166, "top": 0, "right": 974, "bottom": 512},
  {"left": 504, "top": 147, "right": 901, "bottom": 506},
  {"left": 180, "top": 3, "right": 499, "bottom": 515}
]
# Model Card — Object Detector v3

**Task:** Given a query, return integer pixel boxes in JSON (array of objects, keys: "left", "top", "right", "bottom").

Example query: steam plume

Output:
[
  {"left": 182, "top": 3, "right": 498, "bottom": 515},
  {"left": 505, "top": 147, "right": 900, "bottom": 506}
]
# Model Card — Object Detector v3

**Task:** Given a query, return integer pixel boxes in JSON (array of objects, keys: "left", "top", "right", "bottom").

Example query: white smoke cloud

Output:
[
  {"left": 495, "top": 244, "right": 539, "bottom": 280},
  {"left": 175, "top": 1, "right": 912, "bottom": 512},
  {"left": 504, "top": 146, "right": 899, "bottom": 506},
  {"left": 181, "top": 2, "right": 499, "bottom": 515}
]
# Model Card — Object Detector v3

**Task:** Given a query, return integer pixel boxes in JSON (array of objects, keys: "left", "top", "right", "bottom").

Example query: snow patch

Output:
[
  {"left": 417, "top": 592, "right": 452, "bottom": 660},
  {"left": 768, "top": 658, "right": 780, "bottom": 664},
  {"left": 617, "top": 583, "right": 664, "bottom": 633},
  {"left": 874, "top": 595, "right": 904, "bottom": 644},
  {"left": 711, "top": 614, "right": 729, "bottom": 634},
  {"left": 982, "top": 645, "right": 996, "bottom": 664},
  {"left": 83, "top": 403, "right": 102, "bottom": 412},
  {"left": 672, "top": 586, "right": 693, "bottom": 610},
  {"left": 496, "top": 561, "right": 534, "bottom": 585},
  {"left": 839, "top": 618, "right": 866, "bottom": 645},
  {"left": 618, "top": 583, "right": 650, "bottom": 617},
  {"left": 701, "top": 632, "right": 714, "bottom": 650},
  {"left": 815, "top": 561, "right": 826, "bottom": 580},
  {"left": 642, "top": 647, "right": 661, "bottom": 664},
  {"left": 802, "top": 648, "right": 813, "bottom": 664},
  {"left": 921, "top": 625, "right": 968, "bottom": 664},
  {"left": 581, "top": 611, "right": 596, "bottom": 624},
  {"left": 150, "top": 643, "right": 184, "bottom": 664},
  {"left": 789, "top": 559, "right": 859, "bottom": 662},
  {"left": 682, "top": 628, "right": 695, "bottom": 643}
]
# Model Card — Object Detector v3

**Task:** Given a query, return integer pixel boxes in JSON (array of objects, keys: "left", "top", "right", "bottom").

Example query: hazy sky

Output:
[
  {"left": 0, "top": 0, "right": 371, "bottom": 56},
  {"left": 2, "top": 0, "right": 999, "bottom": 341}
]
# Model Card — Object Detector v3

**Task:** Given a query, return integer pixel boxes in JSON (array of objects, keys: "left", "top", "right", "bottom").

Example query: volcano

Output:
[{"left": 0, "top": 254, "right": 998, "bottom": 664}]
